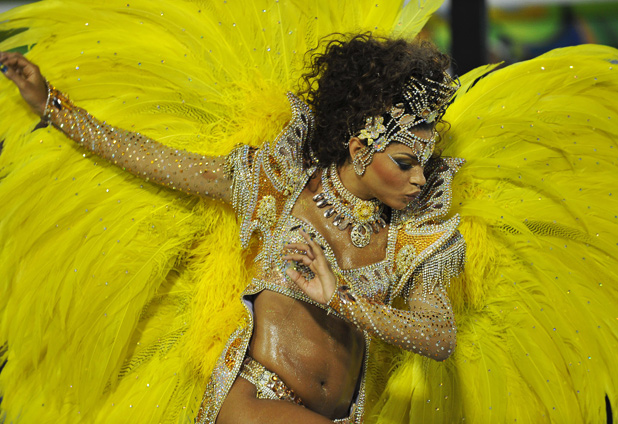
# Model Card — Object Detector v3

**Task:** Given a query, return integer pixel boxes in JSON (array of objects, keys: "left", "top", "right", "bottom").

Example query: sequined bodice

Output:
[{"left": 254, "top": 207, "right": 397, "bottom": 306}]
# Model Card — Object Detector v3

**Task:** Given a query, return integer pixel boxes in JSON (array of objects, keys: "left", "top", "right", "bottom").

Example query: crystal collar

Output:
[{"left": 313, "top": 164, "right": 387, "bottom": 248}]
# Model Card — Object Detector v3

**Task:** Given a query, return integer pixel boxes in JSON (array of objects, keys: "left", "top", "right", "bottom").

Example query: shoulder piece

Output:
[
  {"left": 261, "top": 92, "right": 315, "bottom": 195},
  {"left": 226, "top": 93, "right": 316, "bottom": 248},
  {"left": 397, "top": 156, "right": 465, "bottom": 225},
  {"left": 390, "top": 156, "right": 466, "bottom": 298}
]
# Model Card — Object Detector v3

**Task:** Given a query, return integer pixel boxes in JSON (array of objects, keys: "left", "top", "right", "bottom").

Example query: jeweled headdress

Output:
[{"left": 354, "top": 71, "right": 459, "bottom": 174}]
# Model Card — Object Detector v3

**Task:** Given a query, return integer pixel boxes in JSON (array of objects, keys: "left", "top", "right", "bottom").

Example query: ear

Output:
[{"left": 348, "top": 137, "right": 365, "bottom": 160}]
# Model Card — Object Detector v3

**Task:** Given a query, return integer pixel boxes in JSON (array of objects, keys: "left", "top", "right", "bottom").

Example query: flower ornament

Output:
[
  {"left": 353, "top": 201, "right": 378, "bottom": 223},
  {"left": 256, "top": 195, "right": 277, "bottom": 227},
  {"left": 358, "top": 116, "right": 386, "bottom": 146},
  {"left": 359, "top": 129, "right": 372, "bottom": 144}
]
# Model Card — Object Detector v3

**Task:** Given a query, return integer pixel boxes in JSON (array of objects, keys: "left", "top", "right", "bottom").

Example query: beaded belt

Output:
[
  {"left": 239, "top": 356, "right": 304, "bottom": 405},
  {"left": 239, "top": 356, "right": 356, "bottom": 423}
]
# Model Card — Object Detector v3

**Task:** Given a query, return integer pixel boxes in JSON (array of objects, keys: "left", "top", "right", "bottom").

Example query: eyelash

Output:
[
  {"left": 397, "top": 162, "right": 413, "bottom": 171},
  {"left": 388, "top": 154, "right": 415, "bottom": 171}
]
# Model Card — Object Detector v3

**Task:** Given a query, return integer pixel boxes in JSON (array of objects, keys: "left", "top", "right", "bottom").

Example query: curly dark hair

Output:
[{"left": 298, "top": 33, "right": 452, "bottom": 167}]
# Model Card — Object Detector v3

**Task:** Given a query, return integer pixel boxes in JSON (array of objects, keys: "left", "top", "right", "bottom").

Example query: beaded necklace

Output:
[{"left": 313, "top": 164, "right": 387, "bottom": 248}]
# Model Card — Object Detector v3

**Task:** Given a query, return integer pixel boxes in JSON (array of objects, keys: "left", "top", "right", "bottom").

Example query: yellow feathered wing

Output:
[{"left": 369, "top": 46, "right": 618, "bottom": 423}]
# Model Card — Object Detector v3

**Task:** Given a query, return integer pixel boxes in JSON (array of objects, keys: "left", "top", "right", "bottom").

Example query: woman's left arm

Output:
[
  {"left": 328, "top": 281, "right": 456, "bottom": 361},
  {"left": 284, "top": 234, "right": 456, "bottom": 362}
]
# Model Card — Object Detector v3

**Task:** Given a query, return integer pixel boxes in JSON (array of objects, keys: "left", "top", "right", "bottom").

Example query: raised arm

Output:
[{"left": 0, "top": 52, "right": 232, "bottom": 202}]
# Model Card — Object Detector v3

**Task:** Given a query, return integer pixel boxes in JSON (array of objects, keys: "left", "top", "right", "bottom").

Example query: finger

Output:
[
  {"left": 1, "top": 53, "right": 38, "bottom": 80},
  {"left": 282, "top": 254, "right": 313, "bottom": 267},
  {"left": 0, "top": 51, "right": 16, "bottom": 62},
  {"left": 0, "top": 53, "right": 17, "bottom": 81},
  {"left": 300, "top": 231, "right": 329, "bottom": 266},
  {"left": 294, "top": 229, "right": 327, "bottom": 248},
  {"left": 0, "top": 57, "right": 27, "bottom": 85},
  {"left": 300, "top": 229, "right": 324, "bottom": 251},
  {"left": 285, "top": 266, "right": 309, "bottom": 287},
  {"left": 1, "top": 55, "right": 26, "bottom": 70},
  {"left": 3, "top": 53, "right": 28, "bottom": 66},
  {"left": 283, "top": 243, "right": 315, "bottom": 260},
  {"left": 0, "top": 62, "right": 21, "bottom": 84},
  {"left": 0, "top": 52, "right": 24, "bottom": 69},
  {"left": 284, "top": 243, "right": 309, "bottom": 251},
  {"left": 298, "top": 230, "right": 321, "bottom": 257},
  {"left": 10, "top": 55, "right": 40, "bottom": 84},
  {"left": 1, "top": 51, "right": 24, "bottom": 60}
]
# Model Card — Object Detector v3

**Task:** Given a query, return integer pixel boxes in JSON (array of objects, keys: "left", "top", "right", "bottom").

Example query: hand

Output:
[
  {"left": 283, "top": 229, "right": 338, "bottom": 305},
  {"left": 0, "top": 51, "right": 48, "bottom": 116}
]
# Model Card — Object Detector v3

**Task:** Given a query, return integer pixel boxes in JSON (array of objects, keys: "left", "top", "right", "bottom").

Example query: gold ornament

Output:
[
  {"left": 256, "top": 195, "right": 277, "bottom": 227},
  {"left": 396, "top": 244, "right": 417, "bottom": 274},
  {"left": 313, "top": 164, "right": 386, "bottom": 248}
]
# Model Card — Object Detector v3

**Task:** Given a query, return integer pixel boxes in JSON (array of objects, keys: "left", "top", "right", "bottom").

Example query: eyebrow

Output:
[{"left": 390, "top": 152, "right": 419, "bottom": 161}]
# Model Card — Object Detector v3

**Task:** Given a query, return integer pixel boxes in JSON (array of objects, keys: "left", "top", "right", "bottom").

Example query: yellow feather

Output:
[{"left": 0, "top": 0, "right": 444, "bottom": 422}]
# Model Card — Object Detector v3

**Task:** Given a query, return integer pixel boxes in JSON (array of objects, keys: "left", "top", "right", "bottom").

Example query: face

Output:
[{"left": 361, "top": 128, "right": 431, "bottom": 210}]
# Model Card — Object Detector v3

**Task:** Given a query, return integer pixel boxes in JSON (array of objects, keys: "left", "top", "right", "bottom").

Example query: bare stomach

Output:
[{"left": 248, "top": 290, "right": 365, "bottom": 420}]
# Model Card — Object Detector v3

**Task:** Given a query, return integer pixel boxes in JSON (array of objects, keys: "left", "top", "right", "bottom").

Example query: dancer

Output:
[
  {"left": 1, "top": 33, "right": 464, "bottom": 423},
  {"left": 1, "top": 1, "right": 617, "bottom": 423}
]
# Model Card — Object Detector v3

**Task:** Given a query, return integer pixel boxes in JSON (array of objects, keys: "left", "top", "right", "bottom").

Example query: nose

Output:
[{"left": 410, "top": 166, "right": 426, "bottom": 188}]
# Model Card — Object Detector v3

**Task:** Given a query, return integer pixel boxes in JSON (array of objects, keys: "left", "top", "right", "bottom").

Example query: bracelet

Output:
[
  {"left": 326, "top": 284, "right": 356, "bottom": 317},
  {"left": 326, "top": 287, "right": 340, "bottom": 311},
  {"left": 42, "top": 79, "right": 52, "bottom": 122},
  {"left": 326, "top": 269, "right": 350, "bottom": 314},
  {"left": 43, "top": 80, "right": 70, "bottom": 123}
]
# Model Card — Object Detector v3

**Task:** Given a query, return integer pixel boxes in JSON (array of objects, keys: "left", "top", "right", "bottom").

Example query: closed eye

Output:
[
  {"left": 396, "top": 161, "right": 413, "bottom": 171},
  {"left": 388, "top": 154, "right": 419, "bottom": 171}
]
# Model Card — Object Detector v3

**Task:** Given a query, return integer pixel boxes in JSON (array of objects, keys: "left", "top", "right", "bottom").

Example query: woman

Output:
[
  {"left": 0, "top": 34, "right": 464, "bottom": 423},
  {"left": 2, "top": 1, "right": 618, "bottom": 423}
]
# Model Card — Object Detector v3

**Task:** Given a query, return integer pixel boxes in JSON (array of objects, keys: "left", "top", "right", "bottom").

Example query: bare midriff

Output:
[
  {"left": 249, "top": 291, "right": 364, "bottom": 419},
  {"left": 248, "top": 172, "right": 390, "bottom": 419}
]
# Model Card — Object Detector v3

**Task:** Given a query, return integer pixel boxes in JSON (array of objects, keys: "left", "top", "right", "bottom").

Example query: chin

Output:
[{"left": 384, "top": 198, "right": 409, "bottom": 211}]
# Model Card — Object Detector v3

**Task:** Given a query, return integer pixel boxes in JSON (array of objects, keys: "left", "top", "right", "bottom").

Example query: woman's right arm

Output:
[{"left": 0, "top": 52, "right": 232, "bottom": 202}]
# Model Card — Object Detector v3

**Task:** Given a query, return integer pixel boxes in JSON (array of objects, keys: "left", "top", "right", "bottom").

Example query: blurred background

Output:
[
  {"left": 0, "top": 0, "right": 35, "bottom": 14},
  {"left": 430, "top": 0, "right": 618, "bottom": 74},
  {"left": 1, "top": 0, "right": 618, "bottom": 73}
]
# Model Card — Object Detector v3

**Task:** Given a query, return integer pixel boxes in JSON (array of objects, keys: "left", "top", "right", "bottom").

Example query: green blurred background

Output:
[{"left": 428, "top": 0, "right": 618, "bottom": 66}]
